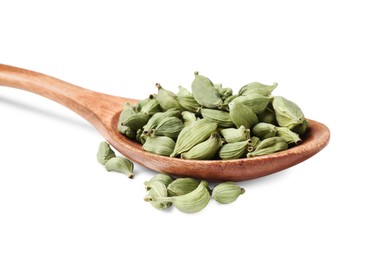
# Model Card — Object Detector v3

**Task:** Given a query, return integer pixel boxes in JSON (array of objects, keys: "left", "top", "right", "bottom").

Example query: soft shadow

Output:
[{"left": 0, "top": 95, "right": 95, "bottom": 132}]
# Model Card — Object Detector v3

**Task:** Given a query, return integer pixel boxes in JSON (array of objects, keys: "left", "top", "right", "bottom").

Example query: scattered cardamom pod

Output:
[
  {"left": 96, "top": 141, "right": 116, "bottom": 165},
  {"left": 142, "top": 136, "right": 176, "bottom": 156},
  {"left": 201, "top": 108, "right": 235, "bottom": 128},
  {"left": 181, "top": 132, "right": 222, "bottom": 160},
  {"left": 247, "top": 137, "right": 288, "bottom": 157},
  {"left": 104, "top": 157, "right": 135, "bottom": 179},
  {"left": 238, "top": 82, "right": 278, "bottom": 96},
  {"left": 229, "top": 101, "right": 259, "bottom": 129},
  {"left": 212, "top": 182, "right": 245, "bottom": 204},
  {"left": 252, "top": 122, "right": 277, "bottom": 139},
  {"left": 177, "top": 85, "right": 201, "bottom": 113},
  {"left": 167, "top": 178, "right": 201, "bottom": 196},
  {"left": 276, "top": 126, "right": 302, "bottom": 145},
  {"left": 219, "top": 125, "right": 250, "bottom": 143},
  {"left": 144, "top": 181, "right": 172, "bottom": 209},
  {"left": 144, "top": 173, "right": 175, "bottom": 190},
  {"left": 156, "top": 83, "right": 182, "bottom": 111},
  {"left": 171, "top": 119, "right": 218, "bottom": 157},
  {"left": 191, "top": 72, "right": 223, "bottom": 109}
]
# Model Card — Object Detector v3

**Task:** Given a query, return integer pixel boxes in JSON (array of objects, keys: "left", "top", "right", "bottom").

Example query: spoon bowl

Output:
[{"left": 0, "top": 64, "right": 330, "bottom": 181}]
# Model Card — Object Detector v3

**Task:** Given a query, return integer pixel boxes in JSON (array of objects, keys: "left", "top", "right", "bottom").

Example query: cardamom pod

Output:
[
  {"left": 177, "top": 86, "right": 201, "bottom": 113},
  {"left": 191, "top": 72, "right": 223, "bottom": 109},
  {"left": 133, "top": 97, "right": 150, "bottom": 113},
  {"left": 212, "top": 182, "right": 245, "bottom": 204},
  {"left": 223, "top": 94, "right": 238, "bottom": 107},
  {"left": 257, "top": 106, "right": 277, "bottom": 125},
  {"left": 144, "top": 173, "right": 175, "bottom": 190},
  {"left": 276, "top": 126, "right": 302, "bottom": 145},
  {"left": 104, "top": 157, "right": 134, "bottom": 179},
  {"left": 142, "top": 136, "right": 176, "bottom": 156},
  {"left": 252, "top": 122, "right": 277, "bottom": 139},
  {"left": 291, "top": 119, "right": 308, "bottom": 136},
  {"left": 272, "top": 96, "right": 306, "bottom": 134},
  {"left": 156, "top": 83, "right": 182, "bottom": 111},
  {"left": 121, "top": 112, "right": 150, "bottom": 131},
  {"left": 181, "top": 132, "right": 222, "bottom": 160},
  {"left": 171, "top": 119, "right": 218, "bottom": 157},
  {"left": 154, "top": 180, "right": 210, "bottom": 213},
  {"left": 201, "top": 108, "right": 235, "bottom": 128},
  {"left": 181, "top": 111, "right": 197, "bottom": 127},
  {"left": 136, "top": 129, "right": 148, "bottom": 144},
  {"left": 219, "top": 139, "right": 252, "bottom": 160},
  {"left": 143, "top": 108, "right": 181, "bottom": 134},
  {"left": 144, "top": 181, "right": 172, "bottom": 209},
  {"left": 117, "top": 102, "right": 136, "bottom": 135},
  {"left": 96, "top": 141, "right": 116, "bottom": 165},
  {"left": 214, "top": 83, "right": 233, "bottom": 100},
  {"left": 233, "top": 93, "right": 272, "bottom": 114},
  {"left": 238, "top": 82, "right": 278, "bottom": 96},
  {"left": 150, "top": 116, "right": 184, "bottom": 139},
  {"left": 247, "top": 137, "right": 288, "bottom": 157},
  {"left": 219, "top": 125, "right": 250, "bottom": 143},
  {"left": 167, "top": 178, "right": 201, "bottom": 196},
  {"left": 140, "top": 95, "right": 161, "bottom": 116},
  {"left": 229, "top": 101, "right": 259, "bottom": 129}
]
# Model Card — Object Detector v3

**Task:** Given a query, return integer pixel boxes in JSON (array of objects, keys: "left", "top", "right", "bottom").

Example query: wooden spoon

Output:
[{"left": 0, "top": 64, "right": 330, "bottom": 181}]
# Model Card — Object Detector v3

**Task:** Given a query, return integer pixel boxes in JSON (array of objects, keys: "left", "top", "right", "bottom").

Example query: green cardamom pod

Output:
[
  {"left": 142, "top": 136, "right": 176, "bottom": 156},
  {"left": 276, "top": 126, "right": 302, "bottom": 145},
  {"left": 291, "top": 119, "right": 308, "bottom": 136},
  {"left": 167, "top": 178, "right": 201, "bottom": 196},
  {"left": 150, "top": 116, "right": 184, "bottom": 139},
  {"left": 177, "top": 86, "right": 201, "bottom": 113},
  {"left": 229, "top": 101, "right": 259, "bottom": 129},
  {"left": 191, "top": 72, "right": 223, "bottom": 109},
  {"left": 104, "top": 157, "right": 134, "bottom": 179},
  {"left": 117, "top": 102, "right": 136, "bottom": 135},
  {"left": 136, "top": 129, "right": 148, "bottom": 144},
  {"left": 212, "top": 182, "right": 245, "bottom": 204},
  {"left": 144, "top": 173, "right": 175, "bottom": 191},
  {"left": 214, "top": 83, "right": 233, "bottom": 100},
  {"left": 140, "top": 95, "right": 161, "bottom": 116},
  {"left": 156, "top": 83, "right": 182, "bottom": 111},
  {"left": 223, "top": 94, "right": 238, "bottom": 106},
  {"left": 154, "top": 180, "right": 210, "bottom": 213},
  {"left": 257, "top": 106, "right": 277, "bottom": 125},
  {"left": 219, "top": 125, "right": 250, "bottom": 143},
  {"left": 181, "top": 111, "right": 197, "bottom": 127},
  {"left": 142, "top": 108, "right": 181, "bottom": 133},
  {"left": 144, "top": 181, "right": 172, "bottom": 209},
  {"left": 133, "top": 97, "right": 150, "bottom": 113},
  {"left": 252, "top": 122, "right": 277, "bottom": 139},
  {"left": 201, "top": 108, "right": 235, "bottom": 128},
  {"left": 250, "top": 136, "right": 261, "bottom": 150},
  {"left": 96, "top": 141, "right": 116, "bottom": 165},
  {"left": 171, "top": 119, "right": 218, "bottom": 157},
  {"left": 272, "top": 96, "right": 306, "bottom": 133},
  {"left": 121, "top": 112, "right": 150, "bottom": 131},
  {"left": 219, "top": 139, "right": 252, "bottom": 160},
  {"left": 247, "top": 137, "right": 288, "bottom": 157},
  {"left": 181, "top": 132, "right": 222, "bottom": 160},
  {"left": 233, "top": 93, "right": 272, "bottom": 114},
  {"left": 238, "top": 82, "right": 278, "bottom": 96}
]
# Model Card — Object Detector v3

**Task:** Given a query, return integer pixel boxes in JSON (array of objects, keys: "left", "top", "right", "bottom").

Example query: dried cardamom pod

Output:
[
  {"left": 167, "top": 178, "right": 201, "bottom": 196},
  {"left": 229, "top": 101, "right": 259, "bottom": 129},
  {"left": 219, "top": 139, "right": 252, "bottom": 160},
  {"left": 247, "top": 137, "right": 288, "bottom": 157},
  {"left": 96, "top": 141, "right": 116, "bottom": 165},
  {"left": 144, "top": 173, "right": 175, "bottom": 190},
  {"left": 191, "top": 72, "right": 223, "bottom": 109},
  {"left": 233, "top": 93, "right": 272, "bottom": 114},
  {"left": 272, "top": 96, "right": 306, "bottom": 134},
  {"left": 238, "top": 82, "right": 278, "bottom": 96},
  {"left": 223, "top": 94, "right": 238, "bottom": 107},
  {"left": 140, "top": 95, "right": 161, "bottom": 116},
  {"left": 171, "top": 119, "right": 218, "bottom": 157},
  {"left": 257, "top": 106, "right": 277, "bottom": 125},
  {"left": 276, "top": 126, "right": 302, "bottom": 145},
  {"left": 156, "top": 83, "right": 182, "bottom": 111},
  {"left": 214, "top": 83, "right": 233, "bottom": 100},
  {"left": 181, "top": 132, "right": 222, "bottom": 160},
  {"left": 177, "top": 86, "right": 201, "bottom": 113},
  {"left": 117, "top": 102, "right": 136, "bottom": 135},
  {"left": 201, "top": 108, "right": 235, "bottom": 128},
  {"left": 219, "top": 125, "right": 251, "bottom": 143},
  {"left": 250, "top": 136, "right": 261, "bottom": 150},
  {"left": 142, "top": 136, "right": 176, "bottom": 156},
  {"left": 181, "top": 111, "right": 197, "bottom": 127},
  {"left": 144, "top": 181, "right": 172, "bottom": 209},
  {"left": 142, "top": 108, "right": 181, "bottom": 134},
  {"left": 121, "top": 112, "right": 150, "bottom": 131},
  {"left": 133, "top": 97, "right": 150, "bottom": 113},
  {"left": 104, "top": 157, "right": 134, "bottom": 179},
  {"left": 252, "top": 122, "right": 277, "bottom": 139},
  {"left": 153, "top": 180, "right": 210, "bottom": 213},
  {"left": 150, "top": 116, "right": 184, "bottom": 139},
  {"left": 212, "top": 182, "right": 245, "bottom": 204}
]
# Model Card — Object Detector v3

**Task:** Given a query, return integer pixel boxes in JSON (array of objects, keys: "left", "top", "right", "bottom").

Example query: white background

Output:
[{"left": 1, "top": 0, "right": 389, "bottom": 259}]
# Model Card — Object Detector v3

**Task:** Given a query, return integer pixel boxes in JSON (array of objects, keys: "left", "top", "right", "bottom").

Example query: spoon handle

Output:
[{"left": 0, "top": 64, "right": 133, "bottom": 130}]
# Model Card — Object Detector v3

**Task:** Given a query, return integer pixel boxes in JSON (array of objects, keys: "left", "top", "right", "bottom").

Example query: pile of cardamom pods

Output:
[{"left": 117, "top": 72, "right": 308, "bottom": 160}]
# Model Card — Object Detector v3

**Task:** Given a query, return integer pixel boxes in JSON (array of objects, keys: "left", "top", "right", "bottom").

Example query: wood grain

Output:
[{"left": 0, "top": 64, "right": 330, "bottom": 181}]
